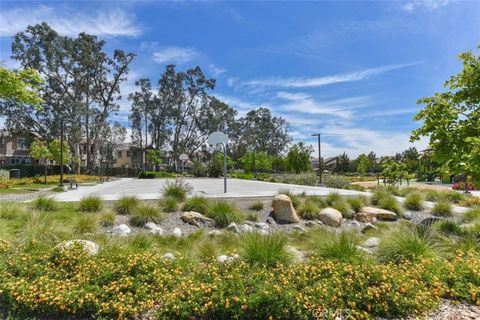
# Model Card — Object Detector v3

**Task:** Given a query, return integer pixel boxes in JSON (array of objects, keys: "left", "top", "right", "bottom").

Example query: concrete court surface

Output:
[{"left": 51, "top": 178, "right": 368, "bottom": 202}]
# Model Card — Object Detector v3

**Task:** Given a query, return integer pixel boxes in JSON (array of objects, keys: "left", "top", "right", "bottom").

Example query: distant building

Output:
[
  {"left": 0, "top": 130, "right": 33, "bottom": 165},
  {"left": 310, "top": 156, "right": 338, "bottom": 173}
]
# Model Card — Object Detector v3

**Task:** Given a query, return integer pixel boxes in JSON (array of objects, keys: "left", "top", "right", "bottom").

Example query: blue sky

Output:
[{"left": 1, "top": 0, "right": 480, "bottom": 157}]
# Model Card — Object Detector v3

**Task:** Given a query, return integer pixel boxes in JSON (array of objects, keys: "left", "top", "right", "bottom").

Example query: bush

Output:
[
  {"left": 278, "top": 190, "right": 300, "bottom": 209},
  {"left": 241, "top": 232, "right": 292, "bottom": 267},
  {"left": 297, "top": 199, "right": 319, "bottom": 220},
  {"left": 323, "top": 174, "right": 349, "bottom": 189},
  {"left": 182, "top": 196, "right": 211, "bottom": 214},
  {"left": 191, "top": 161, "right": 207, "bottom": 177},
  {"left": 347, "top": 196, "right": 368, "bottom": 213},
  {"left": 160, "top": 197, "right": 178, "bottom": 213},
  {"left": 378, "top": 194, "right": 403, "bottom": 215},
  {"left": 459, "top": 196, "right": 480, "bottom": 208},
  {"left": 348, "top": 184, "right": 367, "bottom": 192},
  {"left": 31, "top": 196, "right": 58, "bottom": 211},
  {"left": 452, "top": 181, "right": 476, "bottom": 191},
  {"left": 404, "top": 193, "right": 424, "bottom": 211},
  {"left": 78, "top": 195, "right": 103, "bottom": 212},
  {"left": 161, "top": 178, "right": 192, "bottom": 202},
  {"left": 129, "top": 205, "right": 164, "bottom": 227},
  {"left": 99, "top": 212, "right": 116, "bottom": 227},
  {"left": 205, "top": 201, "right": 243, "bottom": 228},
  {"left": 431, "top": 201, "right": 453, "bottom": 217},
  {"left": 248, "top": 201, "right": 264, "bottom": 211},
  {"left": 73, "top": 214, "right": 98, "bottom": 234},
  {"left": 377, "top": 226, "right": 435, "bottom": 263},
  {"left": 309, "top": 229, "right": 362, "bottom": 262},
  {"left": 280, "top": 173, "right": 318, "bottom": 186},
  {"left": 113, "top": 196, "right": 139, "bottom": 215},
  {"left": 138, "top": 171, "right": 176, "bottom": 179}
]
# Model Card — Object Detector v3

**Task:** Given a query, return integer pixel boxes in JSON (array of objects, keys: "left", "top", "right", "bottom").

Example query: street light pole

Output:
[
  {"left": 59, "top": 118, "right": 64, "bottom": 187},
  {"left": 311, "top": 133, "right": 322, "bottom": 185}
]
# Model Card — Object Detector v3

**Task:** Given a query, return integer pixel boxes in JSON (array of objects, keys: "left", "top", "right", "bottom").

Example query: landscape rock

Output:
[
  {"left": 350, "top": 220, "right": 361, "bottom": 227},
  {"left": 216, "top": 255, "right": 234, "bottom": 264},
  {"left": 162, "top": 252, "right": 175, "bottom": 260},
  {"left": 110, "top": 224, "right": 131, "bottom": 236},
  {"left": 181, "top": 211, "right": 214, "bottom": 227},
  {"left": 293, "top": 225, "right": 307, "bottom": 232},
  {"left": 208, "top": 230, "right": 222, "bottom": 236},
  {"left": 266, "top": 216, "right": 277, "bottom": 225},
  {"left": 59, "top": 240, "right": 99, "bottom": 256},
  {"left": 145, "top": 222, "right": 164, "bottom": 235},
  {"left": 254, "top": 222, "right": 269, "bottom": 230},
  {"left": 358, "top": 206, "right": 398, "bottom": 221},
  {"left": 305, "top": 220, "right": 317, "bottom": 227},
  {"left": 361, "top": 223, "right": 378, "bottom": 234},
  {"left": 356, "top": 246, "right": 374, "bottom": 255},
  {"left": 363, "top": 237, "right": 380, "bottom": 248},
  {"left": 403, "top": 211, "right": 413, "bottom": 220},
  {"left": 239, "top": 224, "right": 253, "bottom": 233},
  {"left": 257, "top": 229, "right": 268, "bottom": 235},
  {"left": 271, "top": 194, "right": 299, "bottom": 223},
  {"left": 172, "top": 228, "right": 182, "bottom": 238},
  {"left": 286, "top": 245, "right": 305, "bottom": 262},
  {"left": 227, "top": 222, "right": 240, "bottom": 233},
  {"left": 244, "top": 221, "right": 255, "bottom": 227},
  {"left": 318, "top": 208, "right": 342, "bottom": 227}
]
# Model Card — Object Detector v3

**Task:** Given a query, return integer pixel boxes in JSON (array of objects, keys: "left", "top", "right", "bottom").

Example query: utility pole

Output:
[{"left": 311, "top": 133, "right": 322, "bottom": 185}]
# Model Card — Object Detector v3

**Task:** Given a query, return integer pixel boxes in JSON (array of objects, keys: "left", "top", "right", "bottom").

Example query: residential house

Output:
[{"left": 0, "top": 130, "right": 32, "bottom": 165}]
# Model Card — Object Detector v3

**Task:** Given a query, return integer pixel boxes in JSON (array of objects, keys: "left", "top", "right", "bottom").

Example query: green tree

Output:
[
  {"left": 357, "top": 154, "right": 369, "bottom": 175},
  {"left": 29, "top": 139, "right": 51, "bottom": 183},
  {"left": 48, "top": 139, "right": 71, "bottom": 167},
  {"left": 336, "top": 152, "right": 350, "bottom": 173},
  {"left": 240, "top": 151, "right": 272, "bottom": 173},
  {"left": 208, "top": 152, "right": 234, "bottom": 177},
  {"left": 411, "top": 45, "right": 480, "bottom": 181},
  {"left": 382, "top": 159, "right": 409, "bottom": 186},
  {"left": 146, "top": 150, "right": 162, "bottom": 171},
  {"left": 285, "top": 142, "right": 313, "bottom": 174},
  {"left": 0, "top": 66, "right": 42, "bottom": 105}
]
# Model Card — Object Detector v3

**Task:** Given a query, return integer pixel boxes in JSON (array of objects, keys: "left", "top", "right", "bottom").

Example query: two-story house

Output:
[{"left": 0, "top": 130, "right": 32, "bottom": 165}]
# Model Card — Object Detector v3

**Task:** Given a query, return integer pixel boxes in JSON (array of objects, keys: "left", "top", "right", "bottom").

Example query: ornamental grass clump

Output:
[
  {"left": 160, "top": 197, "right": 178, "bottom": 213},
  {"left": 347, "top": 196, "right": 368, "bottom": 213},
  {"left": 205, "top": 201, "right": 243, "bottom": 228},
  {"left": 297, "top": 199, "right": 319, "bottom": 220},
  {"left": 377, "top": 226, "right": 436, "bottom": 263},
  {"left": 78, "top": 195, "right": 103, "bottom": 213},
  {"left": 161, "top": 178, "right": 192, "bottom": 202},
  {"left": 113, "top": 196, "right": 139, "bottom": 215},
  {"left": 129, "top": 205, "right": 164, "bottom": 227},
  {"left": 309, "top": 229, "right": 363, "bottom": 263},
  {"left": 73, "top": 214, "right": 98, "bottom": 234},
  {"left": 379, "top": 194, "right": 403, "bottom": 215},
  {"left": 31, "top": 196, "right": 58, "bottom": 212},
  {"left": 182, "top": 196, "right": 211, "bottom": 215},
  {"left": 404, "top": 193, "right": 424, "bottom": 211},
  {"left": 432, "top": 201, "right": 453, "bottom": 217},
  {"left": 248, "top": 201, "right": 264, "bottom": 211},
  {"left": 241, "top": 232, "right": 292, "bottom": 267},
  {"left": 0, "top": 202, "right": 23, "bottom": 220}
]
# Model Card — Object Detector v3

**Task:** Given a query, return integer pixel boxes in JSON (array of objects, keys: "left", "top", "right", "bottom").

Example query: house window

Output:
[
  {"left": 10, "top": 157, "right": 31, "bottom": 165},
  {"left": 126, "top": 151, "right": 131, "bottom": 157},
  {"left": 117, "top": 151, "right": 122, "bottom": 158},
  {"left": 17, "top": 138, "right": 29, "bottom": 150}
]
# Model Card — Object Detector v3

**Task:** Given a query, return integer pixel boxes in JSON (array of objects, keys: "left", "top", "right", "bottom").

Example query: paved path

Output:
[{"left": 51, "top": 178, "right": 368, "bottom": 202}]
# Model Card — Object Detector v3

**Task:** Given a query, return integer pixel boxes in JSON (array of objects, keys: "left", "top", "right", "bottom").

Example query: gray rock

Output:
[
  {"left": 162, "top": 252, "right": 175, "bottom": 260},
  {"left": 286, "top": 245, "right": 305, "bottom": 262},
  {"left": 145, "top": 222, "right": 164, "bottom": 235},
  {"left": 208, "top": 230, "right": 222, "bottom": 236},
  {"left": 254, "top": 222, "right": 269, "bottom": 230},
  {"left": 110, "top": 224, "right": 131, "bottom": 236},
  {"left": 356, "top": 246, "right": 374, "bottom": 254},
  {"left": 305, "top": 220, "right": 317, "bottom": 227},
  {"left": 257, "top": 229, "right": 268, "bottom": 235},
  {"left": 59, "top": 240, "right": 99, "bottom": 256},
  {"left": 181, "top": 211, "right": 215, "bottom": 227},
  {"left": 363, "top": 237, "right": 380, "bottom": 248},
  {"left": 403, "top": 211, "right": 413, "bottom": 220},
  {"left": 172, "top": 228, "right": 182, "bottom": 238},
  {"left": 239, "top": 224, "right": 253, "bottom": 233},
  {"left": 244, "top": 220, "right": 255, "bottom": 227},
  {"left": 318, "top": 208, "right": 342, "bottom": 227},
  {"left": 266, "top": 216, "right": 277, "bottom": 225},
  {"left": 293, "top": 225, "right": 307, "bottom": 232},
  {"left": 361, "top": 223, "right": 378, "bottom": 233},
  {"left": 350, "top": 220, "right": 361, "bottom": 227},
  {"left": 216, "top": 255, "right": 233, "bottom": 264},
  {"left": 227, "top": 222, "right": 240, "bottom": 233}
]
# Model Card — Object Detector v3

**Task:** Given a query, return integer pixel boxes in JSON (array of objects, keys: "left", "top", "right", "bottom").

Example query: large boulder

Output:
[
  {"left": 271, "top": 194, "right": 299, "bottom": 223},
  {"left": 145, "top": 222, "right": 164, "bottom": 235},
  {"left": 181, "top": 211, "right": 214, "bottom": 227},
  {"left": 318, "top": 208, "right": 342, "bottom": 227},
  {"left": 356, "top": 206, "right": 398, "bottom": 222},
  {"left": 59, "top": 240, "right": 99, "bottom": 256}
]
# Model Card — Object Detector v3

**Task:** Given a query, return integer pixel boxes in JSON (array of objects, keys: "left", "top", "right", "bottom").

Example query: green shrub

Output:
[
  {"left": 377, "top": 226, "right": 435, "bottom": 263},
  {"left": 31, "top": 196, "right": 58, "bottom": 211},
  {"left": 138, "top": 171, "right": 176, "bottom": 179},
  {"left": 309, "top": 229, "right": 362, "bottom": 262},
  {"left": 278, "top": 190, "right": 300, "bottom": 208},
  {"left": 431, "top": 201, "right": 453, "bottom": 217},
  {"left": 462, "top": 208, "right": 480, "bottom": 223},
  {"left": 322, "top": 174, "right": 349, "bottom": 189},
  {"left": 73, "top": 214, "right": 98, "bottom": 234},
  {"left": 308, "top": 196, "right": 327, "bottom": 208},
  {"left": 297, "top": 199, "right": 319, "bottom": 220},
  {"left": 241, "top": 232, "right": 292, "bottom": 266},
  {"left": 182, "top": 196, "right": 211, "bottom": 214},
  {"left": 19, "top": 212, "right": 67, "bottom": 243},
  {"left": 379, "top": 194, "right": 403, "bottom": 215},
  {"left": 332, "top": 201, "right": 353, "bottom": 218},
  {"left": 245, "top": 211, "right": 259, "bottom": 222},
  {"left": 371, "top": 190, "right": 389, "bottom": 206},
  {"left": 129, "top": 205, "right": 164, "bottom": 227},
  {"left": 99, "top": 212, "right": 116, "bottom": 227},
  {"left": 0, "top": 202, "right": 23, "bottom": 220},
  {"left": 248, "top": 201, "right": 264, "bottom": 211},
  {"left": 404, "top": 193, "right": 424, "bottom": 211},
  {"left": 78, "top": 195, "right": 102, "bottom": 212},
  {"left": 161, "top": 178, "right": 192, "bottom": 202},
  {"left": 113, "top": 196, "right": 139, "bottom": 215},
  {"left": 397, "top": 187, "right": 417, "bottom": 197},
  {"left": 280, "top": 173, "right": 318, "bottom": 186},
  {"left": 424, "top": 189, "right": 441, "bottom": 202},
  {"left": 325, "top": 192, "right": 342, "bottom": 206},
  {"left": 160, "top": 197, "right": 178, "bottom": 213},
  {"left": 346, "top": 196, "right": 368, "bottom": 213},
  {"left": 348, "top": 184, "right": 366, "bottom": 192},
  {"left": 205, "top": 201, "right": 243, "bottom": 228},
  {"left": 440, "top": 190, "right": 465, "bottom": 204},
  {"left": 435, "top": 220, "right": 464, "bottom": 236},
  {"left": 191, "top": 161, "right": 208, "bottom": 177}
]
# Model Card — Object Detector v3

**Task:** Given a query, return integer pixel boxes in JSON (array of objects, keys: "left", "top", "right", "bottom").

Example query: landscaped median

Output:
[{"left": 0, "top": 240, "right": 478, "bottom": 319}]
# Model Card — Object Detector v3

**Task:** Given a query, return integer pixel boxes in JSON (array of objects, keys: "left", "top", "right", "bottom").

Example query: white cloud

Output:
[
  {"left": 208, "top": 64, "right": 226, "bottom": 77},
  {"left": 0, "top": 5, "right": 142, "bottom": 37},
  {"left": 402, "top": 0, "right": 452, "bottom": 12},
  {"left": 152, "top": 47, "right": 199, "bottom": 64},
  {"left": 242, "top": 62, "right": 421, "bottom": 89}
]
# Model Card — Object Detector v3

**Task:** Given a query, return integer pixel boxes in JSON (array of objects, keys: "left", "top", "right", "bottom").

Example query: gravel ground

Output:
[
  {"left": 0, "top": 189, "right": 55, "bottom": 202},
  {"left": 403, "top": 299, "right": 480, "bottom": 320}
]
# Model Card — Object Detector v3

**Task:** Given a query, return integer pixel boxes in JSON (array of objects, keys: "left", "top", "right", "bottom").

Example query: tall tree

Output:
[
  {"left": 336, "top": 152, "right": 350, "bottom": 173},
  {"left": 0, "top": 66, "right": 42, "bottom": 105},
  {"left": 285, "top": 142, "right": 313, "bottom": 173}
]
